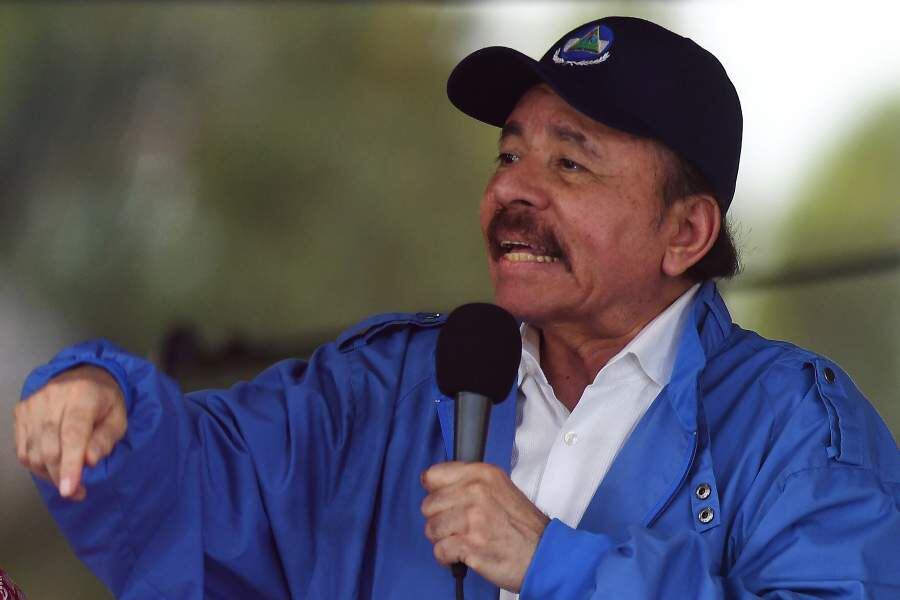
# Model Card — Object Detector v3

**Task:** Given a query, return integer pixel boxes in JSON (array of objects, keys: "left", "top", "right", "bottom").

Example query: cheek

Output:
[
  {"left": 572, "top": 216, "right": 655, "bottom": 276},
  {"left": 478, "top": 188, "right": 497, "bottom": 237},
  {"left": 479, "top": 206, "right": 492, "bottom": 238}
]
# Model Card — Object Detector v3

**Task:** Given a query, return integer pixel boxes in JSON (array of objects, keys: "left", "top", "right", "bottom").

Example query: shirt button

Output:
[
  {"left": 695, "top": 483, "right": 712, "bottom": 500},
  {"left": 563, "top": 431, "right": 578, "bottom": 446},
  {"left": 698, "top": 507, "right": 715, "bottom": 524}
]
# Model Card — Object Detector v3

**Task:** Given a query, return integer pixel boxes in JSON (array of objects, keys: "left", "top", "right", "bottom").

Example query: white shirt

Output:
[{"left": 499, "top": 284, "right": 699, "bottom": 599}]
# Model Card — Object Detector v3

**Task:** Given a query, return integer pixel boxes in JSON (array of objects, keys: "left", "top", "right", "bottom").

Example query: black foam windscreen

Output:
[{"left": 435, "top": 303, "right": 522, "bottom": 403}]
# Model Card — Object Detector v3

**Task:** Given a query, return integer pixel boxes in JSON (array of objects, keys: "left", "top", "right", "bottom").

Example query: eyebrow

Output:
[
  {"left": 550, "top": 124, "right": 602, "bottom": 159},
  {"left": 499, "top": 121, "right": 523, "bottom": 142},
  {"left": 499, "top": 120, "right": 601, "bottom": 159}
]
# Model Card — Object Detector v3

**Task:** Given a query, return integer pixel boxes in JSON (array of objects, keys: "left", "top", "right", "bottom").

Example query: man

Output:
[{"left": 13, "top": 16, "right": 900, "bottom": 599}]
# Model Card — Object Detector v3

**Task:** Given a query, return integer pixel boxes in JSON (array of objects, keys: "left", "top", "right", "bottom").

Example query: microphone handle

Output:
[
  {"left": 451, "top": 391, "right": 492, "bottom": 594},
  {"left": 453, "top": 391, "right": 492, "bottom": 463}
]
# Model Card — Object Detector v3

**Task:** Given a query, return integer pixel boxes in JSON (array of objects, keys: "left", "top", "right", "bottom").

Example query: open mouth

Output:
[
  {"left": 486, "top": 207, "right": 569, "bottom": 269},
  {"left": 498, "top": 240, "right": 562, "bottom": 263}
]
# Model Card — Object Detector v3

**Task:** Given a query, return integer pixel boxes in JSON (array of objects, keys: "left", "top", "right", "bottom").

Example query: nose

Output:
[{"left": 484, "top": 159, "right": 553, "bottom": 212}]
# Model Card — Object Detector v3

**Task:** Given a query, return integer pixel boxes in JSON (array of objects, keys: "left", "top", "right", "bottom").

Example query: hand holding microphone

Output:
[{"left": 421, "top": 304, "right": 549, "bottom": 596}]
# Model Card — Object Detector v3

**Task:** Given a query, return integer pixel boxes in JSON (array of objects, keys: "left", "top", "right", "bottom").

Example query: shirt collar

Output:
[
  {"left": 517, "top": 283, "right": 701, "bottom": 389},
  {"left": 518, "top": 321, "right": 545, "bottom": 387},
  {"left": 624, "top": 283, "right": 700, "bottom": 386}
]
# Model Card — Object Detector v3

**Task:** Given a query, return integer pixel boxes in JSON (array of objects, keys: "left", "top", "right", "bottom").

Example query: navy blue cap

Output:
[{"left": 447, "top": 16, "right": 742, "bottom": 211}]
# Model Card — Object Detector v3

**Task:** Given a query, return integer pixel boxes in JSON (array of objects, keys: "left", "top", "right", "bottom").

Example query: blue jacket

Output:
[{"left": 23, "top": 282, "right": 900, "bottom": 599}]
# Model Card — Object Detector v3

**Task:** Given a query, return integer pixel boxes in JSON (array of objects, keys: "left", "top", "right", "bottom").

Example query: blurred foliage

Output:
[
  {"left": 1, "top": 4, "right": 498, "bottom": 361},
  {"left": 729, "top": 97, "right": 900, "bottom": 432}
]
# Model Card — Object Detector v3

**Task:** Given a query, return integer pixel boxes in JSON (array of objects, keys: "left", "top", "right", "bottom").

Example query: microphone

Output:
[{"left": 435, "top": 303, "right": 522, "bottom": 597}]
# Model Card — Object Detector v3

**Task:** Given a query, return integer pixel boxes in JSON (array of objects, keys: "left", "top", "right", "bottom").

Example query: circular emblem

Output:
[{"left": 553, "top": 23, "right": 614, "bottom": 66}]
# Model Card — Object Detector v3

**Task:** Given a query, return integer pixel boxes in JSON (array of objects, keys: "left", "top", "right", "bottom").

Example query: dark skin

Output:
[{"left": 12, "top": 84, "right": 720, "bottom": 593}]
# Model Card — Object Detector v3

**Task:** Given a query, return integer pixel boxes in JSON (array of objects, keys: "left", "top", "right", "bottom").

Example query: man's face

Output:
[{"left": 480, "top": 85, "right": 672, "bottom": 330}]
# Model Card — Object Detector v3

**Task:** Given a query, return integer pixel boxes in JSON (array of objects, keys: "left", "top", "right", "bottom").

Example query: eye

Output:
[
  {"left": 558, "top": 157, "right": 583, "bottom": 171},
  {"left": 496, "top": 152, "right": 519, "bottom": 166}
]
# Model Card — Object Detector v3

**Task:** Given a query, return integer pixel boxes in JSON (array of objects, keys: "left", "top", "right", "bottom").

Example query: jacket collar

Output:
[
  {"left": 432, "top": 281, "right": 733, "bottom": 456},
  {"left": 432, "top": 281, "right": 734, "bottom": 541},
  {"left": 577, "top": 280, "right": 732, "bottom": 533},
  {"left": 665, "top": 279, "right": 731, "bottom": 432}
]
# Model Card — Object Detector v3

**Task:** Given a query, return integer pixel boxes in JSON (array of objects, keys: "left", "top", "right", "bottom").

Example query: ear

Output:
[{"left": 661, "top": 194, "right": 720, "bottom": 278}]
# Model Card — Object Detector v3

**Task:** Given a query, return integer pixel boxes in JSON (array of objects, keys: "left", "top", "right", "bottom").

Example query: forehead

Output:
[{"left": 503, "top": 84, "right": 639, "bottom": 146}]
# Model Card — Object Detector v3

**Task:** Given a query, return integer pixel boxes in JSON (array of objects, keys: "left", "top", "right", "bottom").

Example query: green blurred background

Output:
[{"left": 1, "top": 2, "right": 897, "bottom": 597}]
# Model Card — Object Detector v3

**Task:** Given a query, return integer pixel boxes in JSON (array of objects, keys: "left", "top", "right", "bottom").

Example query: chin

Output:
[
  {"left": 488, "top": 259, "right": 577, "bottom": 324},
  {"left": 492, "top": 286, "right": 561, "bottom": 325}
]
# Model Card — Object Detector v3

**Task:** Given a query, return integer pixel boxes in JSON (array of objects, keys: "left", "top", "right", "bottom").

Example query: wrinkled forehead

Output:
[{"left": 502, "top": 84, "right": 664, "bottom": 154}]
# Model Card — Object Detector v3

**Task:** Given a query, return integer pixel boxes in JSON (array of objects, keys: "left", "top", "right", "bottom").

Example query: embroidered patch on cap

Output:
[{"left": 553, "top": 23, "right": 614, "bottom": 66}]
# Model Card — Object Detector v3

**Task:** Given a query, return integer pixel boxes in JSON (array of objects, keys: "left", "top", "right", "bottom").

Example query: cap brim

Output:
[{"left": 447, "top": 47, "right": 546, "bottom": 127}]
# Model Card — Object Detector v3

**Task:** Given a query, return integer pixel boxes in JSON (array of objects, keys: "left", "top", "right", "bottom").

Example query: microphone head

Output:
[{"left": 436, "top": 303, "right": 522, "bottom": 403}]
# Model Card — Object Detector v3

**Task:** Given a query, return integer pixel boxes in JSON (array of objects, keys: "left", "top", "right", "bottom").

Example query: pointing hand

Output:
[{"left": 14, "top": 365, "right": 127, "bottom": 501}]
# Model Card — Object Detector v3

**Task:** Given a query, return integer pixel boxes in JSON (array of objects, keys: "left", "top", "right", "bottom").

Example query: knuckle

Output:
[
  {"left": 65, "top": 374, "right": 93, "bottom": 392},
  {"left": 24, "top": 457, "right": 39, "bottom": 473},
  {"left": 18, "top": 400, "right": 35, "bottom": 422},
  {"left": 483, "top": 463, "right": 504, "bottom": 482},
  {"left": 455, "top": 535, "right": 473, "bottom": 557},
  {"left": 466, "top": 506, "right": 486, "bottom": 529},
  {"left": 23, "top": 436, "right": 35, "bottom": 455},
  {"left": 69, "top": 393, "right": 97, "bottom": 413},
  {"left": 466, "top": 530, "right": 487, "bottom": 549},
  {"left": 40, "top": 418, "right": 58, "bottom": 436},
  {"left": 42, "top": 379, "right": 64, "bottom": 399},
  {"left": 470, "top": 461, "right": 489, "bottom": 475},
  {"left": 465, "top": 505, "right": 486, "bottom": 529},
  {"left": 468, "top": 481, "right": 489, "bottom": 501},
  {"left": 42, "top": 442, "right": 61, "bottom": 463},
  {"left": 27, "top": 449, "right": 43, "bottom": 471},
  {"left": 102, "top": 420, "right": 126, "bottom": 448},
  {"left": 93, "top": 440, "right": 112, "bottom": 458},
  {"left": 433, "top": 539, "right": 452, "bottom": 564},
  {"left": 61, "top": 416, "right": 89, "bottom": 438},
  {"left": 92, "top": 428, "right": 112, "bottom": 449}
]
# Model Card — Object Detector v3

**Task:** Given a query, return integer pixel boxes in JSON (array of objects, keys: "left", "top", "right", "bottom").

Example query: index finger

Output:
[
  {"left": 421, "top": 461, "right": 484, "bottom": 492},
  {"left": 58, "top": 405, "right": 96, "bottom": 497}
]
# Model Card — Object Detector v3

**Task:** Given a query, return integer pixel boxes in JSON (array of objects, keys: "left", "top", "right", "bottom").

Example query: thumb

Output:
[{"left": 85, "top": 400, "right": 127, "bottom": 467}]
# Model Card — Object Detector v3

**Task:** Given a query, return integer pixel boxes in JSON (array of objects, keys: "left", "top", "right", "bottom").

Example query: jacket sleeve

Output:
[
  {"left": 521, "top": 464, "right": 900, "bottom": 599},
  {"left": 518, "top": 362, "right": 900, "bottom": 600},
  {"left": 21, "top": 338, "right": 364, "bottom": 600}
]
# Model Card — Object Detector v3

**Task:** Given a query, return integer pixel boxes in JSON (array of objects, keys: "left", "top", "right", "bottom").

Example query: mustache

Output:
[{"left": 486, "top": 207, "right": 569, "bottom": 267}]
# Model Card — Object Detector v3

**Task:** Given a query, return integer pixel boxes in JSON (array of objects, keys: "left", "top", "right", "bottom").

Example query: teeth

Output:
[
  {"left": 500, "top": 240, "right": 531, "bottom": 249},
  {"left": 500, "top": 240, "right": 548, "bottom": 253},
  {"left": 503, "top": 252, "right": 560, "bottom": 263}
]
